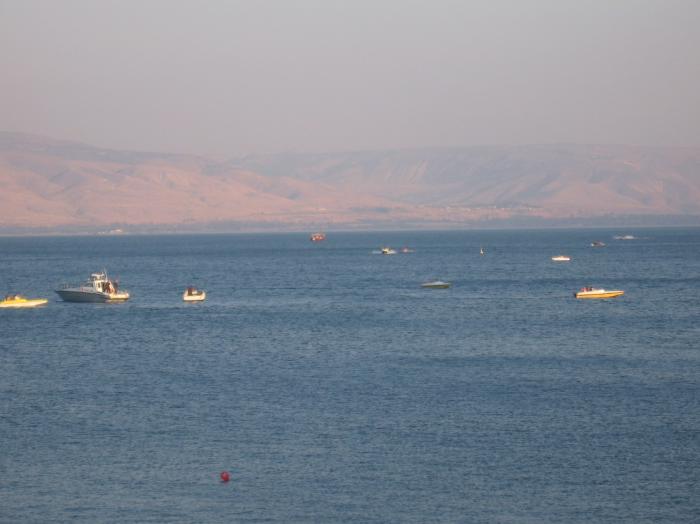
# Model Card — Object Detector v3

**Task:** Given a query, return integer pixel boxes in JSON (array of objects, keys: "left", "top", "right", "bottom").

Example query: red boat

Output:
[{"left": 310, "top": 232, "right": 326, "bottom": 242}]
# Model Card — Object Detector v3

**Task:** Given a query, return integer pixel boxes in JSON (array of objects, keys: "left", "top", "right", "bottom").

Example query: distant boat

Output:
[
  {"left": 183, "top": 286, "right": 206, "bottom": 302},
  {"left": 551, "top": 255, "right": 571, "bottom": 262},
  {"left": 590, "top": 241, "right": 606, "bottom": 247},
  {"left": 613, "top": 235, "right": 636, "bottom": 240},
  {"left": 421, "top": 280, "right": 451, "bottom": 289},
  {"left": 480, "top": 246, "right": 485, "bottom": 256},
  {"left": 381, "top": 247, "right": 397, "bottom": 255},
  {"left": 574, "top": 287, "right": 624, "bottom": 299},
  {"left": 310, "top": 232, "right": 326, "bottom": 242},
  {"left": 55, "top": 270, "right": 130, "bottom": 303},
  {"left": 0, "top": 294, "right": 48, "bottom": 308}
]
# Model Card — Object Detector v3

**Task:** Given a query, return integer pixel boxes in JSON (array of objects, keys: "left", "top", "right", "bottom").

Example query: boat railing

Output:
[{"left": 57, "top": 281, "right": 101, "bottom": 291}]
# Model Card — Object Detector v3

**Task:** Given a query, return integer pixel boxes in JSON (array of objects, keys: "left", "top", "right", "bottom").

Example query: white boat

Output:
[
  {"left": 551, "top": 255, "right": 571, "bottom": 262},
  {"left": 480, "top": 247, "right": 485, "bottom": 256},
  {"left": 574, "top": 287, "right": 624, "bottom": 299},
  {"left": 0, "top": 294, "right": 48, "bottom": 308},
  {"left": 381, "top": 247, "right": 397, "bottom": 255},
  {"left": 421, "top": 280, "right": 451, "bottom": 289},
  {"left": 183, "top": 287, "right": 206, "bottom": 302},
  {"left": 55, "top": 271, "right": 130, "bottom": 303},
  {"left": 590, "top": 241, "right": 606, "bottom": 247},
  {"left": 613, "top": 235, "right": 636, "bottom": 240}
]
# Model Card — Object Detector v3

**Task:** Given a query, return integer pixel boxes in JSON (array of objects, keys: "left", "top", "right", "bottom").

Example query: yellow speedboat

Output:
[
  {"left": 0, "top": 294, "right": 49, "bottom": 308},
  {"left": 575, "top": 287, "right": 624, "bottom": 299}
]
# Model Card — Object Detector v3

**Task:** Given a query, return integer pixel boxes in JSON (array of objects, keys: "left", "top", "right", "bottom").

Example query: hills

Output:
[{"left": 1, "top": 132, "right": 699, "bottom": 233}]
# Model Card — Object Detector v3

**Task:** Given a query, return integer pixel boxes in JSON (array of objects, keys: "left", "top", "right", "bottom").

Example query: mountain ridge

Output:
[{"left": 1, "top": 132, "right": 699, "bottom": 232}]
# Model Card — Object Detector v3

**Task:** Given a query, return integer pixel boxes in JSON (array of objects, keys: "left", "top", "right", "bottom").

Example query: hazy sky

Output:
[{"left": 2, "top": 0, "right": 699, "bottom": 156}]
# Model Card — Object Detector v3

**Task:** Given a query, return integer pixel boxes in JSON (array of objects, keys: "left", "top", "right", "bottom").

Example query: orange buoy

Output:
[{"left": 220, "top": 471, "right": 230, "bottom": 483}]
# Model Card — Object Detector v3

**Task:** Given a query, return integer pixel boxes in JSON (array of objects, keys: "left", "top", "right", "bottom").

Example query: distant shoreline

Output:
[{"left": 1, "top": 220, "right": 698, "bottom": 238}]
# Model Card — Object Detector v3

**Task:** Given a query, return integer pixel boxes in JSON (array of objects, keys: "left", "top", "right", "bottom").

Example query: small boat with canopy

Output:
[{"left": 183, "top": 286, "right": 206, "bottom": 302}]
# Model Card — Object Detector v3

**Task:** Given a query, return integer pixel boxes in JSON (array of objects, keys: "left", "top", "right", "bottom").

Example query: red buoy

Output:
[{"left": 220, "top": 471, "right": 230, "bottom": 483}]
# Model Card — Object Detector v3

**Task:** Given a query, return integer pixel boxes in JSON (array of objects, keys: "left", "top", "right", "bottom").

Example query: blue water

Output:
[{"left": 1, "top": 229, "right": 699, "bottom": 522}]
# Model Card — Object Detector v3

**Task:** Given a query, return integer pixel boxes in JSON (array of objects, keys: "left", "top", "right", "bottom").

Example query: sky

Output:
[{"left": 1, "top": 0, "right": 699, "bottom": 157}]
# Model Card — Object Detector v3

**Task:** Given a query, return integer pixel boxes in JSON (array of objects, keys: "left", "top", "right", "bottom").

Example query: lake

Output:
[{"left": 1, "top": 228, "right": 699, "bottom": 522}]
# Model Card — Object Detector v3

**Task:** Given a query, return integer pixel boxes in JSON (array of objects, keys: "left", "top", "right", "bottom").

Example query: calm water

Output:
[{"left": 1, "top": 229, "right": 699, "bottom": 522}]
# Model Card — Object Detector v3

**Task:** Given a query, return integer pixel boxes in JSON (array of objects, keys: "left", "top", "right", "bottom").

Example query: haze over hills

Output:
[{"left": 1, "top": 132, "right": 699, "bottom": 233}]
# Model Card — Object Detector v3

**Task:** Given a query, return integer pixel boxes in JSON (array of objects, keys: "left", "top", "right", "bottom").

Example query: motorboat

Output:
[
  {"left": 381, "top": 247, "right": 397, "bottom": 255},
  {"left": 183, "top": 286, "right": 206, "bottom": 302},
  {"left": 421, "top": 280, "right": 451, "bottom": 289},
  {"left": 55, "top": 271, "right": 130, "bottom": 303},
  {"left": 590, "top": 241, "right": 606, "bottom": 247},
  {"left": 480, "top": 247, "right": 485, "bottom": 256},
  {"left": 551, "top": 255, "right": 571, "bottom": 262},
  {"left": 574, "top": 287, "right": 624, "bottom": 299},
  {"left": 0, "top": 294, "right": 48, "bottom": 308},
  {"left": 613, "top": 235, "right": 636, "bottom": 240},
  {"left": 310, "top": 232, "right": 326, "bottom": 242}
]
